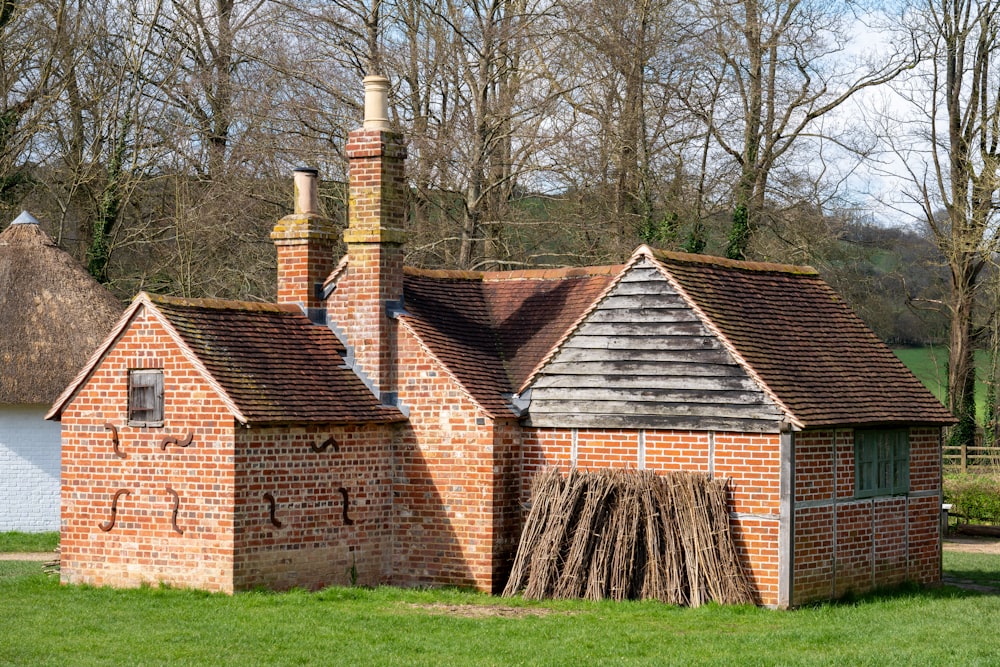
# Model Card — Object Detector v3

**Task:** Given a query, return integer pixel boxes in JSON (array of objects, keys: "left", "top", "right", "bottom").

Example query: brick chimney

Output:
[
  {"left": 343, "top": 75, "right": 407, "bottom": 404},
  {"left": 271, "top": 167, "right": 336, "bottom": 319}
]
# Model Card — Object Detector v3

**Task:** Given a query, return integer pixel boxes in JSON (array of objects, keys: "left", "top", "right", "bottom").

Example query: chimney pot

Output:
[
  {"left": 363, "top": 75, "right": 391, "bottom": 130},
  {"left": 293, "top": 167, "right": 319, "bottom": 215}
]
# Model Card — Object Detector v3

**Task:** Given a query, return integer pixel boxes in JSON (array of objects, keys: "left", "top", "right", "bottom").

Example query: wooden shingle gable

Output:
[{"left": 526, "top": 256, "right": 786, "bottom": 432}]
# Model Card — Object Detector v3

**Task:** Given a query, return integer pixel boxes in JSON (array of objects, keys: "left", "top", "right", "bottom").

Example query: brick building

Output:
[{"left": 48, "top": 77, "right": 955, "bottom": 607}]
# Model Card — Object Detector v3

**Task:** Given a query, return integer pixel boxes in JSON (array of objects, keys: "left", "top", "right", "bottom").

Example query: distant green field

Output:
[{"left": 893, "top": 347, "right": 988, "bottom": 420}]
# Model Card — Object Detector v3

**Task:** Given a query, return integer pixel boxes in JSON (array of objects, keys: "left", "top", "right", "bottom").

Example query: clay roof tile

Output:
[
  {"left": 649, "top": 249, "right": 954, "bottom": 427},
  {"left": 146, "top": 293, "right": 403, "bottom": 425}
]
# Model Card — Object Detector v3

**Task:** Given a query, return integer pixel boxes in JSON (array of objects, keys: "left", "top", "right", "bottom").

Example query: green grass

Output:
[
  {"left": 2, "top": 556, "right": 1000, "bottom": 665},
  {"left": 0, "top": 531, "right": 58, "bottom": 553},
  {"left": 893, "top": 346, "right": 989, "bottom": 419},
  {"left": 944, "top": 550, "right": 1000, "bottom": 588}
]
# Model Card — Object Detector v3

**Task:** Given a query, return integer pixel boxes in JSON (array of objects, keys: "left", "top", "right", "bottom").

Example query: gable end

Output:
[{"left": 525, "top": 260, "right": 785, "bottom": 432}]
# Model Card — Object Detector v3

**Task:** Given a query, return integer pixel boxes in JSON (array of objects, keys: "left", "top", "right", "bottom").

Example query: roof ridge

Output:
[
  {"left": 404, "top": 266, "right": 484, "bottom": 281},
  {"left": 142, "top": 292, "right": 300, "bottom": 313},
  {"left": 404, "top": 264, "right": 625, "bottom": 282},
  {"left": 483, "top": 265, "right": 624, "bottom": 281},
  {"left": 649, "top": 248, "right": 818, "bottom": 275}
]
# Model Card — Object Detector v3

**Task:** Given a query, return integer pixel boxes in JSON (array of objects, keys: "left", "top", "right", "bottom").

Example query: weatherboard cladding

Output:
[
  {"left": 651, "top": 250, "right": 956, "bottom": 428},
  {"left": 527, "top": 259, "right": 785, "bottom": 431},
  {"left": 146, "top": 294, "right": 403, "bottom": 425}
]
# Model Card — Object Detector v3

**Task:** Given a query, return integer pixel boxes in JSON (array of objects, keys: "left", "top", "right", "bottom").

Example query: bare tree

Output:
[
  {"left": 0, "top": 0, "right": 73, "bottom": 213},
  {"left": 546, "top": 0, "right": 687, "bottom": 258},
  {"left": 142, "top": 0, "right": 274, "bottom": 180},
  {"left": 387, "top": 0, "right": 562, "bottom": 269},
  {"left": 882, "top": 0, "right": 1000, "bottom": 447},
  {"left": 690, "top": 0, "right": 915, "bottom": 260}
]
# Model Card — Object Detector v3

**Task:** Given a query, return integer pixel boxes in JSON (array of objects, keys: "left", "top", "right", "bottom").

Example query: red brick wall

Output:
[
  {"left": 391, "top": 322, "right": 514, "bottom": 592},
  {"left": 791, "top": 504, "right": 834, "bottom": 601},
  {"left": 60, "top": 307, "right": 402, "bottom": 594},
  {"left": 833, "top": 501, "right": 874, "bottom": 595},
  {"left": 716, "top": 433, "right": 782, "bottom": 604},
  {"left": 792, "top": 428, "right": 942, "bottom": 605},
  {"left": 646, "top": 430, "right": 712, "bottom": 471},
  {"left": 908, "top": 428, "right": 943, "bottom": 586},
  {"left": 522, "top": 427, "right": 782, "bottom": 606},
  {"left": 232, "top": 422, "right": 393, "bottom": 591},
  {"left": 328, "top": 127, "right": 407, "bottom": 397},
  {"left": 345, "top": 129, "right": 408, "bottom": 234},
  {"left": 907, "top": 495, "right": 942, "bottom": 584},
  {"left": 492, "top": 419, "right": 523, "bottom": 590},
  {"left": 59, "top": 309, "right": 238, "bottom": 592},
  {"left": 874, "top": 497, "right": 907, "bottom": 587}
]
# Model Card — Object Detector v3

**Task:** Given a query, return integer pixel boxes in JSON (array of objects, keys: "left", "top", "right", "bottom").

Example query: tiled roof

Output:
[
  {"left": 401, "top": 266, "right": 620, "bottom": 415},
  {"left": 484, "top": 267, "right": 622, "bottom": 388},
  {"left": 650, "top": 249, "right": 955, "bottom": 428},
  {"left": 146, "top": 294, "right": 403, "bottom": 425}
]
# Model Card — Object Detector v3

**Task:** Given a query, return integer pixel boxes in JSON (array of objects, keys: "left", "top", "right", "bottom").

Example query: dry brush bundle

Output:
[
  {"left": 553, "top": 471, "right": 615, "bottom": 599},
  {"left": 503, "top": 467, "right": 563, "bottom": 597},
  {"left": 503, "top": 468, "right": 755, "bottom": 607}
]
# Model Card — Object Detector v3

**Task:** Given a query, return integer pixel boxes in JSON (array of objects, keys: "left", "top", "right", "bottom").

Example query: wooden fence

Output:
[{"left": 942, "top": 443, "right": 1000, "bottom": 471}]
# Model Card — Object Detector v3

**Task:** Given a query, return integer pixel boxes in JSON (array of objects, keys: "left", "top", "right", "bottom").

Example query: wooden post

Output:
[{"left": 962, "top": 442, "right": 968, "bottom": 473}]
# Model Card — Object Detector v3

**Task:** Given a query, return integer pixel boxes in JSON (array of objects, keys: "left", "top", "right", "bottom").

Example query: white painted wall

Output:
[{"left": 0, "top": 405, "right": 62, "bottom": 532}]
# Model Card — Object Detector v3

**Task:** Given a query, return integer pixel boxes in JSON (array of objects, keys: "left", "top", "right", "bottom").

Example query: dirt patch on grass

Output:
[
  {"left": 409, "top": 603, "right": 561, "bottom": 618},
  {"left": 943, "top": 536, "right": 1000, "bottom": 554},
  {"left": 0, "top": 553, "right": 52, "bottom": 561}
]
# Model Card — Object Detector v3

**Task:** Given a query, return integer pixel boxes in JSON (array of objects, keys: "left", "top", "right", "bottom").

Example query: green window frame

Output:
[
  {"left": 128, "top": 369, "right": 164, "bottom": 426},
  {"left": 855, "top": 429, "right": 909, "bottom": 498}
]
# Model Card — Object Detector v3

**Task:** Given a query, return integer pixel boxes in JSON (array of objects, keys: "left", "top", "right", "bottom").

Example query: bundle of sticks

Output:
[{"left": 502, "top": 468, "right": 755, "bottom": 607}]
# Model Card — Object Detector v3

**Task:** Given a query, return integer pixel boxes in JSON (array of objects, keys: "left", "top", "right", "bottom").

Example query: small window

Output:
[
  {"left": 855, "top": 429, "right": 909, "bottom": 497},
  {"left": 129, "top": 369, "right": 164, "bottom": 426}
]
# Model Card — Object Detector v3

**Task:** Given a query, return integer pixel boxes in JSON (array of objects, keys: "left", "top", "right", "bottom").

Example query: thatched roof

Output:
[{"left": 0, "top": 212, "right": 123, "bottom": 404}]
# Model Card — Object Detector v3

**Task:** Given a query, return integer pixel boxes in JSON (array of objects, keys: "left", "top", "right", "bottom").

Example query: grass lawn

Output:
[
  {"left": 943, "top": 550, "right": 1000, "bottom": 588},
  {"left": 1, "top": 553, "right": 999, "bottom": 666},
  {"left": 0, "top": 531, "right": 58, "bottom": 553}
]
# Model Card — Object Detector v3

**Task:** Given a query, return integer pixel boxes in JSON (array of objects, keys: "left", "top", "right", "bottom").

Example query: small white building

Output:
[{"left": 0, "top": 212, "right": 121, "bottom": 531}]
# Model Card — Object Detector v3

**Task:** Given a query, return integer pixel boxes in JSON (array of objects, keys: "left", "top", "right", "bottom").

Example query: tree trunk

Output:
[
  {"left": 948, "top": 282, "right": 978, "bottom": 449},
  {"left": 726, "top": 0, "right": 763, "bottom": 261}
]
